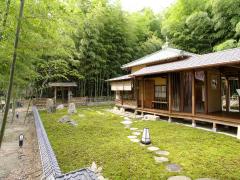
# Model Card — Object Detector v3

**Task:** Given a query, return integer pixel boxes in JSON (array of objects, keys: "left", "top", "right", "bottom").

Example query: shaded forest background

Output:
[{"left": 0, "top": 0, "right": 240, "bottom": 98}]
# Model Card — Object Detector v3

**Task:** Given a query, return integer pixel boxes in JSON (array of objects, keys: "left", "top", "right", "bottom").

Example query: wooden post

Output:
[
  {"left": 68, "top": 87, "right": 70, "bottom": 103},
  {"left": 226, "top": 77, "right": 230, "bottom": 112},
  {"left": 204, "top": 71, "right": 208, "bottom": 114},
  {"left": 61, "top": 87, "right": 64, "bottom": 103},
  {"left": 238, "top": 76, "right": 240, "bottom": 112},
  {"left": 192, "top": 71, "right": 196, "bottom": 116},
  {"left": 141, "top": 79, "right": 144, "bottom": 109},
  {"left": 237, "top": 125, "right": 240, "bottom": 139},
  {"left": 54, "top": 87, "right": 57, "bottom": 103},
  {"left": 212, "top": 122, "right": 217, "bottom": 132},
  {"left": 168, "top": 73, "right": 172, "bottom": 122},
  {"left": 168, "top": 73, "right": 172, "bottom": 113}
]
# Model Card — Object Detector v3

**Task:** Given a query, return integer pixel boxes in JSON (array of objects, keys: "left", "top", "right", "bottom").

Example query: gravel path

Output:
[{"left": 0, "top": 108, "right": 42, "bottom": 180}]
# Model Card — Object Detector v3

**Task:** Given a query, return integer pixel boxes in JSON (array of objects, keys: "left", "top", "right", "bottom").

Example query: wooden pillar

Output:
[
  {"left": 141, "top": 79, "right": 144, "bottom": 110},
  {"left": 54, "top": 87, "right": 57, "bottom": 103},
  {"left": 204, "top": 71, "right": 208, "bottom": 114},
  {"left": 237, "top": 125, "right": 240, "bottom": 139},
  {"left": 192, "top": 70, "right": 196, "bottom": 116},
  {"left": 168, "top": 73, "right": 172, "bottom": 113},
  {"left": 61, "top": 87, "right": 64, "bottom": 103},
  {"left": 134, "top": 78, "right": 138, "bottom": 108},
  {"left": 68, "top": 87, "right": 70, "bottom": 103},
  {"left": 238, "top": 76, "right": 240, "bottom": 112},
  {"left": 168, "top": 73, "right": 172, "bottom": 122},
  {"left": 226, "top": 77, "right": 230, "bottom": 112}
]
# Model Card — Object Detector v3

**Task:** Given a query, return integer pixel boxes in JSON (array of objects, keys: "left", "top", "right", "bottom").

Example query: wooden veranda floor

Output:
[{"left": 136, "top": 108, "right": 240, "bottom": 127}]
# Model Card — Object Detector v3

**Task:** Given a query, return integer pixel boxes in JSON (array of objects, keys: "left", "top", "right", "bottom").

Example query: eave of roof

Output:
[
  {"left": 49, "top": 82, "right": 77, "bottom": 87},
  {"left": 132, "top": 48, "right": 240, "bottom": 76},
  {"left": 106, "top": 74, "right": 132, "bottom": 82},
  {"left": 122, "top": 47, "right": 197, "bottom": 69}
]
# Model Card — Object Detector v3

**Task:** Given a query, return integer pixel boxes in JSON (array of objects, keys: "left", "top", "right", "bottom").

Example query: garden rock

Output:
[
  {"left": 132, "top": 132, "right": 141, "bottom": 136},
  {"left": 147, "top": 146, "right": 159, "bottom": 151},
  {"left": 58, "top": 115, "right": 78, "bottom": 126},
  {"left": 46, "top": 99, "right": 55, "bottom": 113},
  {"left": 130, "top": 139, "right": 140, "bottom": 143},
  {"left": 128, "top": 136, "right": 137, "bottom": 139},
  {"left": 143, "top": 114, "right": 159, "bottom": 121},
  {"left": 58, "top": 115, "right": 71, "bottom": 123},
  {"left": 154, "top": 156, "right": 169, "bottom": 163},
  {"left": 155, "top": 150, "right": 169, "bottom": 156},
  {"left": 68, "top": 103, "right": 77, "bottom": 114},
  {"left": 56, "top": 104, "right": 64, "bottom": 110},
  {"left": 120, "top": 107, "right": 125, "bottom": 113},
  {"left": 121, "top": 120, "right": 132, "bottom": 125},
  {"left": 166, "top": 164, "right": 181, "bottom": 172},
  {"left": 90, "top": 162, "right": 97, "bottom": 172},
  {"left": 113, "top": 107, "right": 118, "bottom": 111},
  {"left": 168, "top": 176, "right": 191, "bottom": 180}
]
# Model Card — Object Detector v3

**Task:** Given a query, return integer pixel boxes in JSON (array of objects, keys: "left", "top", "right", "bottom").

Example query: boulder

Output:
[
  {"left": 56, "top": 104, "right": 64, "bottom": 110},
  {"left": 143, "top": 114, "right": 160, "bottom": 121},
  {"left": 68, "top": 103, "right": 77, "bottom": 114},
  {"left": 46, "top": 99, "right": 55, "bottom": 113}
]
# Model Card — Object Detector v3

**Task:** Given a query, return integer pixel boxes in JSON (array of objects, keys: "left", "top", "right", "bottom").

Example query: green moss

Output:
[{"left": 40, "top": 106, "right": 240, "bottom": 179}]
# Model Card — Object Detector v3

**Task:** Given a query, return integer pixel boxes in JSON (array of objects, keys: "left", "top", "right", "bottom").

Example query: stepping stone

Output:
[
  {"left": 124, "top": 117, "right": 131, "bottom": 121},
  {"left": 154, "top": 156, "right": 169, "bottom": 163},
  {"left": 168, "top": 176, "right": 191, "bottom": 180},
  {"left": 195, "top": 179, "right": 213, "bottom": 180},
  {"left": 166, "top": 164, "right": 181, "bottom": 172},
  {"left": 130, "top": 128, "right": 138, "bottom": 131},
  {"left": 121, "top": 121, "right": 132, "bottom": 125},
  {"left": 136, "top": 130, "right": 143, "bottom": 132},
  {"left": 132, "top": 132, "right": 141, "bottom": 136},
  {"left": 130, "top": 139, "right": 140, "bottom": 143},
  {"left": 155, "top": 150, "right": 169, "bottom": 156},
  {"left": 127, "top": 136, "right": 137, "bottom": 139},
  {"left": 147, "top": 146, "right": 159, "bottom": 151}
]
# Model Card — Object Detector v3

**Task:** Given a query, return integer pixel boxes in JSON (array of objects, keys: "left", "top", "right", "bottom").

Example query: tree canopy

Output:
[{"left": 0, "top": 0, "right": 240, "bottom": 98}]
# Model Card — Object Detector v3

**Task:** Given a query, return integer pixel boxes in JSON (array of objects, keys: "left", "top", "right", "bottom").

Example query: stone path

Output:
[{"left": 112, "top": 107, "right": 212, "bottom": 180}]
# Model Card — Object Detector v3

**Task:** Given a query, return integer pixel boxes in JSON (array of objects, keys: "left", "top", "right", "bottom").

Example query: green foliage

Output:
[
  {"left": 41, "top": 106, "right": 240, "bottom": 179},
  {"left": 1, "top": 0, "right": 240, "bottom": 98},
  {"left": 213, "top": 39, "right": 238, "bottom": 51}
]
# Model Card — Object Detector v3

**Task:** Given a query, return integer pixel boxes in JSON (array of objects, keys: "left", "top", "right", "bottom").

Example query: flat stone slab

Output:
[
  {"left": 195, "top": 179, "right": 214, "bottom": 180},
  {"left": 130, "top": 139, "right": 140, "bottom": 143},
  {"left": 147, "top": 146, "right": 159, "bottom": 151},
  {"left": 127, "top": 136, "right": 137, "bottom": 139},
  {"left": 136, "top": 130, "right": 143, "bottom": 132},
  {"left": 121, "top": 121, "right": 132, "bottom": 125},
  {"left": 168, "top": 176, "right": 191, "bottom": 180},
  {"left": 166, "top": 164, "right": 181, "bottom": 172},
  {"left": 130, "top": 128, "right": 138, "bottom": 131},
  {"left": 155, "top": 150, "right": 169, "bottom": 156},
  {"left": 132, "top": 132, "right": 141, "bottom": 136},
  {"left": 154, "top": 156, "right": 169, "bottom": 163}
]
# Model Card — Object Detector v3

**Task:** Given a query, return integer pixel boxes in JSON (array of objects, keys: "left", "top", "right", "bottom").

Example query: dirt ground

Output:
[{"left": 0, "top": 108, "right": 42, "bottom": 180}]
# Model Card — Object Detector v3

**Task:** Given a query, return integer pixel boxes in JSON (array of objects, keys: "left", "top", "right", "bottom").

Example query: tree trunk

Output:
[
  {"left": 0, "top": 0, "right": 25, "bottom": 148},
  {"left": 11, "top": 96, "right": 16, "bottom": 123}
]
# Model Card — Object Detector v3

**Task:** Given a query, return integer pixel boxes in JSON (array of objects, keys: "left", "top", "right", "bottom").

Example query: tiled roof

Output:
[
  {"left": 122, "top": 47, "right": 197, "bottom": 69},
  {"left": 106, "top": 74, "right": 132, "bottom": 82},
  {"left": 132, "top": 48, "right": 240, "bottom": 76},
  {"left": 56, "top": 168, "right": 97, "bottom": 180}
]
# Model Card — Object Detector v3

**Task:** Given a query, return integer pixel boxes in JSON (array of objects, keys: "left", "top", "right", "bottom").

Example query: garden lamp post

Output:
[
  {"left": 141, "top": 128, "right": 151, "bottom": 145},
  {"left": 19, "top": 134, "right": 24, "bottom": 148}
]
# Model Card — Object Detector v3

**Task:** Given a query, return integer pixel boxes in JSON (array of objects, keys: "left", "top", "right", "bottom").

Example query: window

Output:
[{"left": 155, "top": 85, "right": 167, "bottom": 100}]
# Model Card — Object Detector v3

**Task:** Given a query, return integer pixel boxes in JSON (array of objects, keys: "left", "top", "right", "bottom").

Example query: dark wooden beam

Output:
[
  {"left": 192, "top": 70, "right": 196, "bottom": 116},
  {"left": 204, "top": 71, "right": 208, "bottom": 114},
  {"left": 226, "top": 77, "right": 230, "bottom": 112},
  {"left": 168, "top": 73, "right": 172, "bottom": 113}
]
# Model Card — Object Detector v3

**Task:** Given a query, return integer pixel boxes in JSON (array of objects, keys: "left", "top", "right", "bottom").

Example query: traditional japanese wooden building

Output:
[{"left": 108, "top": 43, "right": 240, "bottom": 138}]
